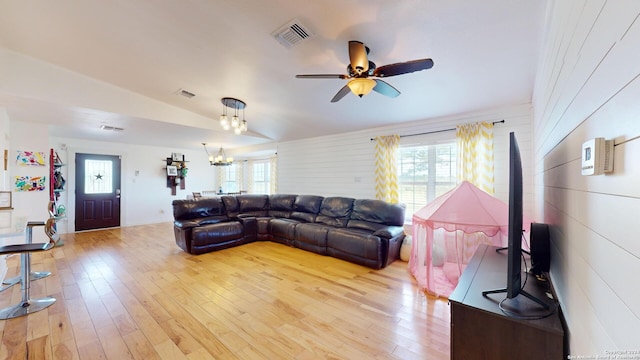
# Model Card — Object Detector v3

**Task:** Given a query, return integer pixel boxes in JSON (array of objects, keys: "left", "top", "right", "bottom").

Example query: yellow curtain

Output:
[
  {"left": 456, "top": 122, "right": 494, "bottom": 194},
  {"left": 374, "top": 135, "right": 400, "bottom": 203}
]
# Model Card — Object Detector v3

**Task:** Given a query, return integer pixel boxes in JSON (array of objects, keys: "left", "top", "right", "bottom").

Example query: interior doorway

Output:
[{"left": 74, "top": 153, "right": 121, "bottom": 231}]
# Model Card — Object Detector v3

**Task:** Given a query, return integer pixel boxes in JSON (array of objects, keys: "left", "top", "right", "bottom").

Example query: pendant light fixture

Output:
[{"left": 219, "top": 97, "right": 248, "bottom": 134}]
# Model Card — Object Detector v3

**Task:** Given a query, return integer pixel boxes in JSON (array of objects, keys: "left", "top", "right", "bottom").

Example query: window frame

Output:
[
  {"left": 398, "top": 136, "right": 457, "bottom": 223},
  {"left": 252, "top": 160, "right": 271, "bottom": 195}
]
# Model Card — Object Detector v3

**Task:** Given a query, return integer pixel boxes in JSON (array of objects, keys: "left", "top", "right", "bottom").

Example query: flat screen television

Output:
[
  {"left": 483, "top": 132, "right": 548, "bottom": 309},
  {"left": 506, "top": 131, "right": 524, "bottom": 299}
]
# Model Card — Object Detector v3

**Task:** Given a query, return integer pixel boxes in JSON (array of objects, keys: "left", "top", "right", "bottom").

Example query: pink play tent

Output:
[{"left": 409, "top": 181, "right": 530, "bottom": 297}]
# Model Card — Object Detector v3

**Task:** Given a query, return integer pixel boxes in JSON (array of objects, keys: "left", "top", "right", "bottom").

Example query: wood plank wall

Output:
[
  {"left": 533, "top": 0, "right": 640, "bottom": 355},
  {"left": 277, "top": 103, "right": 533, "bottom": 211}
]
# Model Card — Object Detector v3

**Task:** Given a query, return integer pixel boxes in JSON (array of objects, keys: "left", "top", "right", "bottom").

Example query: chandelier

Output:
[
  {"left": 202, "top": 143, "right": 233, "bottom": 166},
  {"left": 219, "top": 97, "right": 248, "bottom": 135}
]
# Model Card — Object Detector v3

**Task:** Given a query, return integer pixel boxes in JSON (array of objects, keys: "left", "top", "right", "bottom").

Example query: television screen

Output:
[
  {"left": 506, "top": 132, "right": 523, "bottom": 299},
  {"left": 482, "top": 132, "right": 550, "bottom": 312}
]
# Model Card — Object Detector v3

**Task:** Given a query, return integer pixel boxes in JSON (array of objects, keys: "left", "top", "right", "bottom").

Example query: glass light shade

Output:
[
  {"left": 227, "top": 157, "right": 233, "bottom": 162},
  {"left": 220, "top": 115, "right": 229, "bottom": 129},
  {"left": 231, "top": 115, "right": 240, "bottom": 128},
  {"left": 240, "top": 120, "right": 248, "bottom": 132},
  {"left": 234, "top": 128, "right": 241, "bottom": 135},
  {"left": 347, "top": 78, "right": 376, "bottom": 97},
  {"left": 208, "top": 155, "right": 214, "bottom": 162}
]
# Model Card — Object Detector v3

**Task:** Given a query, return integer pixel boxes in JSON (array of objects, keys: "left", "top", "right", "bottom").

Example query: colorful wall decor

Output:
[
  {"left": 15, "top": 175, "right": 46, "bottom": 192},
  {"left": 16, "top": 150, "right": 46, "bottom": 166}
]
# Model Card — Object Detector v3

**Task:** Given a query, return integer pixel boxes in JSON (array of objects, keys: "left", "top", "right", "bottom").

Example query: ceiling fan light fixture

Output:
[{"left": 347, "top": 78, "right": 376, "bottom": 97}]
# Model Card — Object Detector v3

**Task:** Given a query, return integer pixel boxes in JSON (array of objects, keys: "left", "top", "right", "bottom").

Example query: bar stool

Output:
[{"left": 0, "top": 218, "right": 58, "bottom": 319}]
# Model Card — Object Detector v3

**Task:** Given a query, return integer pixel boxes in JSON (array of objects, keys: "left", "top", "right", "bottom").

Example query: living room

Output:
[{"left": 1, "top": 0, "right": 639, "bottom": 358}]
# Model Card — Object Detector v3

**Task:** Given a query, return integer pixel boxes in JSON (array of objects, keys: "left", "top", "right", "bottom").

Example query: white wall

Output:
[
  {"left": 277, "top": 103, "right": 533, "bottom": 215},
  {"left": 533, "top": 0, "right": 640, "bottom": 354},
  {"left": 10, "top": 134, "right": 218, "bottom": 234}
]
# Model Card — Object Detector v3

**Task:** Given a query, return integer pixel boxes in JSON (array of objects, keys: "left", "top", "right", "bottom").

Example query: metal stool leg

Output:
[
  {"left": 0, "top": 220, "right": 57, "bottom": 319},
  {"left": 0, "top": 222, "right": 51, "bottom": 291},
  {"left": 0, "top": 252, "right": 55, "bottom": 319}
]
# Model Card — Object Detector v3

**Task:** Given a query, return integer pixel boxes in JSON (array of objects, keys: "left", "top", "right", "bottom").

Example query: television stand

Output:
[{"left": 449, "top": 244, "right": 565, "bottom": 360}]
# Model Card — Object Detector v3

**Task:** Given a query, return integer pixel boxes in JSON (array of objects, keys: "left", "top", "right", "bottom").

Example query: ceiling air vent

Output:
[
  {"left": 272, "top": 19, "right": 313, "bottom": 48},
  {"left": 100, "top": 125, "right": 124, "bottom": 132},
  {"left": 176, "top": 88, "right": 196, "bottom": 99}
]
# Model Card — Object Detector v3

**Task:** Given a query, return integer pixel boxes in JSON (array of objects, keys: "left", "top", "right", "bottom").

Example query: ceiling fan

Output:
[{"left": 296, "top": 40, "right": 434, "bottom": 102}]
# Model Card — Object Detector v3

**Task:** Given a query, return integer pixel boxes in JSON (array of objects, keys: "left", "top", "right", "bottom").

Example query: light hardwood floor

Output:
[{"left": 0, "top": 222, "right": 450, "bottom": 359}]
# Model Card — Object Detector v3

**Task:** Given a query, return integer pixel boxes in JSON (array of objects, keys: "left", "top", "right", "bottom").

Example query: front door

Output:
[{"left": 75, "top": 153, "right": 121, "bottom": 231}]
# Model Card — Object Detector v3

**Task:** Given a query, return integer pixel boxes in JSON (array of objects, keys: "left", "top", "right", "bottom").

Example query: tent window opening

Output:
[{"left": 399, "top": 141, "right": 457, "bottom": 222}]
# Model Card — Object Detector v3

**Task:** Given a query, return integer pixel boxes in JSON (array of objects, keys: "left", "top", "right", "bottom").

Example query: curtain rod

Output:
[{"left": 370, "top": 119, "right": 505, "bottom": 141}]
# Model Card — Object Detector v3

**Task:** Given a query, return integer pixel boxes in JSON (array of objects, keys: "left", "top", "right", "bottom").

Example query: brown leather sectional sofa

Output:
[{"left": 172, "top": 194, "right": 406, "bottom": 269}]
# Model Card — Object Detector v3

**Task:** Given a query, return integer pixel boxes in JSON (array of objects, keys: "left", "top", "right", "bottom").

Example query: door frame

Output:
[{"left": 66, "top": 147, "right": 126, "bottom": 233}]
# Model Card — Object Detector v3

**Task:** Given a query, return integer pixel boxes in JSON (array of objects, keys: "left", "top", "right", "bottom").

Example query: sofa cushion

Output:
[
  {"left": 192, "top": 222, "right": 244, "bottom": 247},
  {"left": 238, "top": 194, "right": 269, "bottom": 217},
  {"left": 269, "top": 194, "right": 296, "bottom": 218},
  {"left": 172, "top": 198, "right": 226, "bottom": 220},
  {"left": 347, "top": 199, "right": 405, "bottom": 231},
  {"left": 221, "top": 196, "right": 240, "bottom": 218},
  {"left": 291, "top": 195, "right": 323, "bottom": 222},
  {"left": 315, "top": 197, "right": 354, "bottom": 227},
  {"left": 269, "top": 218, "right": 299, "bottom": 245},
  {"left": 326, "top": 227, "right": 384, "bottom": 269},
  {"left": 294, "top": 223, "right": 331, "bottom": 254}
]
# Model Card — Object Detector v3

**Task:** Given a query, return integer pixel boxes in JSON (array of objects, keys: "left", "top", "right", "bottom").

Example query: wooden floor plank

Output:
[{"left": 0, "top": 222, "right": 450, "bottom": 359}]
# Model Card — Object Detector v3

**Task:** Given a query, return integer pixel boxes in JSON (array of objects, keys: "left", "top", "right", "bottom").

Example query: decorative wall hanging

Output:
[
  {"left": 15, "top": 175, "right": 47, "bottom": 192},
  {"left": 16, "top": 150, "right": 46, "bottom": 166}
]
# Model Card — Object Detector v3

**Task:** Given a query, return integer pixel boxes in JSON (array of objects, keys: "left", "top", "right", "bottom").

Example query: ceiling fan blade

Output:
[
  {"left": 296, "top": 74, "right": 349, "bottom": 79},
  {"left": 372, "top": 79, "right": 400, "bottom": 98},
  {"left": 331, "top": 85, "right": 351, "bottom": 103},
  {"left": 373, "top": 58, "right": 434, "bottom": 77},
  {"left": 348, "top": 41, "right": 369, "bottom": 75}
]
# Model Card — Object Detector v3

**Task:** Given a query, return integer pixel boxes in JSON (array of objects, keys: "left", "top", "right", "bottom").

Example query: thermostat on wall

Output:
[{"left": 581, "top": 138, "right": 614, "bottom": 176}]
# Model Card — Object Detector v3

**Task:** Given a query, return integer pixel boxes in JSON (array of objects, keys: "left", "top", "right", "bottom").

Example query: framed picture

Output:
[
  {"left": 166, "top": 165, "right": 178, "bottom": 176},
  {"left": 0, "top": 191, "right": 11, "bottom": 209}
]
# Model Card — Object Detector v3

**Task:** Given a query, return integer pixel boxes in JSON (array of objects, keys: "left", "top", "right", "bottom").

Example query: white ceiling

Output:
[{"left": 0, "top": 0, "right": 548, "bottom": 152}]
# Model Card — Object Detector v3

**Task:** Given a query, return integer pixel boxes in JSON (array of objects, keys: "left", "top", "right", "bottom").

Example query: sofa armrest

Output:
[
  {"left": 238, "top": 216, "right": 258, "bottom": 239},
  {"left": 174, "top": 220, "right": 199, "bottom": 230},
  {"left": 373, "top": 226, "right": 405, "bottom": 239}
]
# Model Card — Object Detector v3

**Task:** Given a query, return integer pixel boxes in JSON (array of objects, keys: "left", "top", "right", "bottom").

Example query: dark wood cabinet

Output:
[{"left": 449, "top": 244, "right": 565, "bottom": 360}]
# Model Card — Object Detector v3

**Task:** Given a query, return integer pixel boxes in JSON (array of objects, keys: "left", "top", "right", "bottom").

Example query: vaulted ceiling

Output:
[{"left": 0, "top": 0, "right": 548, "bottom": 152}]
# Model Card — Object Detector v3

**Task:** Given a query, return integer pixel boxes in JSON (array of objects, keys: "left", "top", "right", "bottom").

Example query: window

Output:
[
  {"left": 84, "top": 159, "right": 113, "bottom": 194},
  {"left": 222, "top": 164, "right": 238, "bottom": 193},
  {"left": 399, "top": 141, "right": 457, "bottom": 222},
  {"left": 252, "top": 161, "right": 271, "bottom": 194}
]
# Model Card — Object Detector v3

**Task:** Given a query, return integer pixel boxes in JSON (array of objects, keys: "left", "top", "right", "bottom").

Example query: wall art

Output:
[
  {"left": 15, "top": 175, "right": 47, "bottom": 192},
  {"left": 16, "top": 150, "right": 46, "bottom": 166}
]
